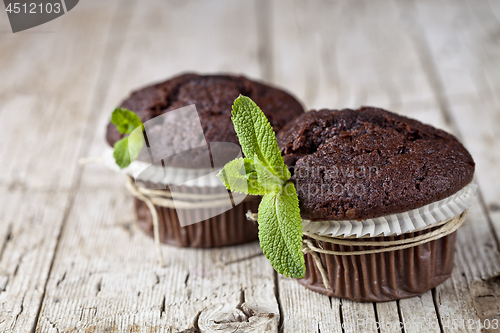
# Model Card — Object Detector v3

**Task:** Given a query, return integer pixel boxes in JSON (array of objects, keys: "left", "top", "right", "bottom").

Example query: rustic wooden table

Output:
[{"left": 0, "top": 0, "right": 499, "bottom": 332}]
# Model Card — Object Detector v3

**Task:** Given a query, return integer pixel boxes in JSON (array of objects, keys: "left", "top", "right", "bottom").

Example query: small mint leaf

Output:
[
  {"left": 217, "top": 158, "right": 269, "bottom": 195},
  {"left": 258, "top": 182, "right": 305, "bottom": 278},
  {"left": 113, "top": 137, "right": 131, "bottom": 169},
  {"left": 111, "top": 108, "right": 143, "bottom": 134},
  {"left": 231, "top": 96, "right": 287, "bottom": 180},
  {"left": 254, "top": 160, "right": 283, "bottom": 193},
  {"left": 113, "top": 129, "right": 143, "bottom": 169}
]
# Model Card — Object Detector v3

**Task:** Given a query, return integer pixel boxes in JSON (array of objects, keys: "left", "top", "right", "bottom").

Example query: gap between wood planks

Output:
[
  {"left": 410, "top": 0, "right": 500, "bottom": 258},
  {"left": 404, "top": 1, "right": 500, "bottom": 331},
  {"left": 408, "top": 7, "right": 500, "bottom": 256},
  {"left": 30, "top": 0, "right": 139, "bottom": 331}
]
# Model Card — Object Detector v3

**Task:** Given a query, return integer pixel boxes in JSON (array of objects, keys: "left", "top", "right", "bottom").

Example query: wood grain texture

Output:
[
  {"left": 278, "top": 276, "right": 343, "bottom": 333},
  {"left": 34, "top": 0, "right": 278, "bottom": 332},
  {"left": 0, "top": 0, "right": 499, "bottom": 332},
  {"left": 36, "top": 165, "right": 277, "bottom": 332},
  {"left": 0, "top": 0, "right": 129, "bottom": 331},
  {"left": 408, "top": 2, "right": 500, "bottom": 330}
]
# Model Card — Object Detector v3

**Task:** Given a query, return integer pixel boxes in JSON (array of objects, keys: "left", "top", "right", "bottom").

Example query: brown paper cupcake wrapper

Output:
[
  {"left": 100, "top": 147, "right": 260, "bottom": 248},
  {"left": 299, "top": 216, "right": 461, "bottom": 302},
  {"left": 134, "top": 181, "right": 260, "bottom": 248}
]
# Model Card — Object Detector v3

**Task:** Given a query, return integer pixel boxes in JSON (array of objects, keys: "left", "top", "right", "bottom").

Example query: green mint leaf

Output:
[
  {"left": 111, "top": 108, "right": 143, "bottom": 134},
  {"left": 258, "top": 182, "right": 305, "bottom": 278},
  {"left": 113, "top": 128, "right": 143, "bottom": 169},
  {"left": 111, "top": 108, "right": 144, "bottom": 168},
  {"left": 254, "top": 160, "right": 284, "bottom": 192},
  {"left": 218, "top": 96, "right": 305, "bottom": 278},
  {"left": 217, "top": 158, "right": 269, "bottom": 195},
  {"left": 232, "top": 96, "right": 290, "bottom": 180},
  {"left": 113, "top": 138, "right": 131, "bottom": 169}
]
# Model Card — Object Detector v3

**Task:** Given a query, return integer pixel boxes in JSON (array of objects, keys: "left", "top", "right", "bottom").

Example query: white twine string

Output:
[
  {"left": 125, "top": 176, "right": 165, "bottom": 267},
  {"left": 126, "top": 176, "right": 257, "bottom": 267},
  {"left": 80, "top": 157, "right": 238, "bottom": 267}
]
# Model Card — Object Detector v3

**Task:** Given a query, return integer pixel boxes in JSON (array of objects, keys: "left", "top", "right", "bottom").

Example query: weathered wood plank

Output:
[
  {"left": 278, "top": 276, "right": 343, "bottom": 333},
  {"left": 434, "top": 271, "right": 482, "bottom": 333},
  {"left": 447, "top": 96, "right": 500, "bottom": 253},
  {"left": 0, "top": 186, "right": 66, "bottom": 332},
  {"left": 398, "top": 293, "right": 441, "bottom": 333},
  {"left": 374, "top": 301, "right": 401, "bottom": 333},
  {"left": 36, "top": 167, "right": 277, "bottom": 332},
  {"left": 340, "top": 300, "right": 378, "bottom": 333},
  {"left": 36, "top": 1, "right": 279, "bottom": 332},
  {"left": 102, "top": 0, "right": 262, "bottom": 107},
  {"left": 437, "top": 96, "right": 500, "bottom": 333},
  {"left": 0, "top": 0, "right": 135, "bottom": 331},
  {"left": 271, "top": 0, "right": 436, "bottom": 111},
  {"left": 407, "top": 0, "right": 500, "bottom": 329},
  {"left": 411, "top": 0, "right": 500, "bottom": 99}
]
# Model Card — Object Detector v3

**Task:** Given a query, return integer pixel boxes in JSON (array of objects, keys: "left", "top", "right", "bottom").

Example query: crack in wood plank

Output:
[
  {"left": 223, "top": 252, "right": 265, "bottom": 266},
  {"left": 431, "top": 289, "right": 445, "bottom": 333},
  {"left": 0, "top": 224, "right": 12, "bottom": 263},
  {"left": 255, "top": 0, "right": 274, "bottom": 82},
  {"left": 55, "top": 272, "right": 66, "bottom": 288},
  {"left": 470, "top": 275, "right": 500, "bottom": 330},
  {"left": 274, "top": 271, "right": 284, "bottom": 333}
]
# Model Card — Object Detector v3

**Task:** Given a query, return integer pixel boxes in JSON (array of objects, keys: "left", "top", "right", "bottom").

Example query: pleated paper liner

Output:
[
  {"left": 134, "top": 179, "right": 260, "bottom": 248},
  {"left": 298, "top": 180, "right": 475, "bottom": 302},
  {"left": 302, "top": 182, "right": 476, "bottom": 238},
  {"left": 101, "top": 147, "right": 260, "bottom": 248},
  {"left": 299, "top": 215, "right": 461, "bottom": 302}
]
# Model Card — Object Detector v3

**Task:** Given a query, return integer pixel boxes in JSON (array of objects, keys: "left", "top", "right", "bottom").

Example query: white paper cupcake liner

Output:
[
  {"left": 102, "top": 147, "right": 476, "bottom": 237},
  {"left": 302, "top": 182, "right": 477, "bottom": 237},
  {"left": 101, "top": 147, "right": 229, "bottom": 188}
]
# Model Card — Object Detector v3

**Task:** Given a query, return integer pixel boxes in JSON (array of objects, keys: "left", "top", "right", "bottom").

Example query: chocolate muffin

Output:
[
  {"left": 107, "top": 73, "right": 304, "bottom": 248},
  {"left": 107, "top": 73, "right": 304, "bottom": 150},
  {"left": 277, "top": 107, "right": 475, "bottom": 220},
  {"left": 277, "top": 107, "right": 475, "bottom": 302}
]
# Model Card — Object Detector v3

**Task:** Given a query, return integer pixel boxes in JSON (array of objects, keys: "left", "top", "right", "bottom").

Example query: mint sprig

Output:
[
  {"left": 111, "top": 108, "right": 144, "bottom": 169},
  {"left": 217, "top": 96, "right": 305, "bottom": 278}
]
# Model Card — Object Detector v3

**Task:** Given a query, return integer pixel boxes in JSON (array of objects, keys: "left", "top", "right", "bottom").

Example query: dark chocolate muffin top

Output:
[
  {"left": 106, "top": 74, "right": 304, "bottom": 168},
  {"left": 277, "top": 107, "right": 475, "bottom": 220}
]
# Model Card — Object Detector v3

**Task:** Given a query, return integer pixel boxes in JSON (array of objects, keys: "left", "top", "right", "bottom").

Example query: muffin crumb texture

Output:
[
  {"left": 106, "top": 73, "right": 304, "bottom": 147},
  {"left": 106, "top": 74, "right": 304, "bottom": 169},
  {"left": 277, "top": 107, "right": 475, "bottom": 220}
]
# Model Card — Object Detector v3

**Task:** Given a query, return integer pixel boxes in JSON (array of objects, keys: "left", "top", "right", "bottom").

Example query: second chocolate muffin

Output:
[
  {"left": 107, "top": 73, "right": 304, "bottom": 149},
  {"left": 107, "top": 73, "right": 304, "bottom": 247}
]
